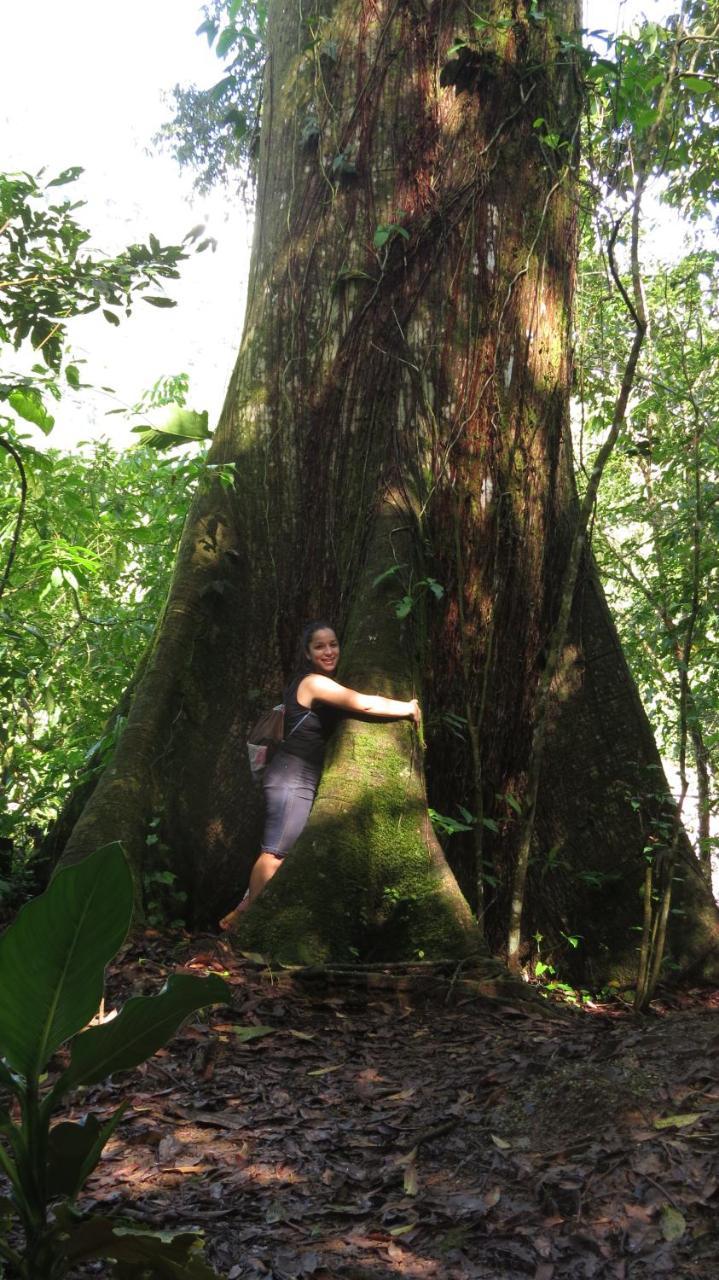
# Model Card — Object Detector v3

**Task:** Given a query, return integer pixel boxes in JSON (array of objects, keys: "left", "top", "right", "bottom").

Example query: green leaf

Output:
[
  {"left": 131, "top": 406, "right": 211, "bottom": 451},
  {"left": 65, "top": 364, "right": 81, "bottom": 390},
  {"left": 660, "top": 1205, "right": 686, "bottom": 1242},
  {"left": 653, "top": 1112, "right": 701, "bottom": 1130},
  {"left": 196, "top": 17, "right": 218, "bottom": 46},
  {"left": 46, "top": 166, "right": 84, "bottom": 187},
  {"left": 428, "top": 808, "right": 473, "bottom": 835},
  {"left": 142, "top": 295, "right": 177, "bottom": 308},
  {"left": 233, "top": 1024, "right": 275, "bottom": 1043},
  {"left": 46, "top": 1103, "right": 128, "bottom": 1200},
  {"left": 395, "top": 596, "right": 413, "bottom": 619},
  {"left": 331, "top": 153, "right": 358, "bottom": 178},
  {"left": 8, "top": 387, "right": 55, "bottom": 434},
  {"left": 216, "top": 25, "right": 238, "bottom": 58},
  {"left": 63, "top": 973, "right": 230, "bottom": 1089},
  {"left": 0, "top": 844, "right": 132, "bottom": 1079},
  {"left": 681, "top": 75, "right": 714, "bottom": 94},
  {"left": 372, "top": 564, "right": 404, "bottom": 588},
  {"left": 334, "top": 266, "right": 376, "bottom": 287},
  {"left": 373, "top": 223, "right": 410, "bottom": 250},
  {"left": 403, "top": 1158, "right": 418, "bottom": 1196},
  {"left": 59, "top": 1215, "right": 219, "bottom": 1275},
  {"left": 102, "top": 309, "right": 120, "bottom": 326}
]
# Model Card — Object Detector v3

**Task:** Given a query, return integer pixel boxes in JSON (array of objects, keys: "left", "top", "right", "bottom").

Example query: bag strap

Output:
[{"left": 285, "top": 710, "right": 310, "bottom": 740}]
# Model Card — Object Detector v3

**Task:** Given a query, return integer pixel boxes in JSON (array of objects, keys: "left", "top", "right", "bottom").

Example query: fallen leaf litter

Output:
[{"left": 54, "top": 933, "right": 719, "bottom": 1279}]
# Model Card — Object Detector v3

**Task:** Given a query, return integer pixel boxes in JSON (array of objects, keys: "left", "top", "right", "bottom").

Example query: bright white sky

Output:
[
  {"left": 1, "top": 0, "right": 676, "bottom": 450},
  {"left": 1, "top": 0, "right": 252, "bottom": 448}
]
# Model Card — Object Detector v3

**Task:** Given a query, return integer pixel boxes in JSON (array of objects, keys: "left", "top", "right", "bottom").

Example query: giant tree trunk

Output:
[{"left": 56, "top": 0, "right": 719, "bottom": 978}]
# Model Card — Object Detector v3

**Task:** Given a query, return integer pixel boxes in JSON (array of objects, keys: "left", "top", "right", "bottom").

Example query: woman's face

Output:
[{"left": 307, "top": 627, "right": 340, "bottom": 675}]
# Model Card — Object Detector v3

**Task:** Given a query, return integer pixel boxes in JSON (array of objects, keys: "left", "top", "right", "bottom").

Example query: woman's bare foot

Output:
[{"left": 219, "top": 891, "right": 250, "bottom": 932}]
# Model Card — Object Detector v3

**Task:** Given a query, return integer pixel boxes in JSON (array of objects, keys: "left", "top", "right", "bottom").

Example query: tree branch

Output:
[{"left": 0, "top": 434, "right": 28, "bottom": 606}]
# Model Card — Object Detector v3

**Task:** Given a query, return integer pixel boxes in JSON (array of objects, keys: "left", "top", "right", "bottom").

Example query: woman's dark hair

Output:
[{"left": 295, "top": 619, "right": 337, "bottom": 674}]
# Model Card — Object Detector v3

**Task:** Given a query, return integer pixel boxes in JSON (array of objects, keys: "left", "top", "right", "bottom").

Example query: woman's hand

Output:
[{"left": 407, "top": 698, "right": 421, "bottom": 728}]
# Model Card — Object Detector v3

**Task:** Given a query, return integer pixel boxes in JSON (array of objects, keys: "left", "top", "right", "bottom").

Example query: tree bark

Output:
[{"left": 54, "top": 0, "right": 719, "bottom": 979}]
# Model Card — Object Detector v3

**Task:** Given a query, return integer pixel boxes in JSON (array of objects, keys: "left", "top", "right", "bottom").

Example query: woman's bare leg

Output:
[
  {"left": 219, "top": 851, "right": 283, "bottom": 931},
  {"left": 249, "top": 850, "right": 283, "bottom": 898}
]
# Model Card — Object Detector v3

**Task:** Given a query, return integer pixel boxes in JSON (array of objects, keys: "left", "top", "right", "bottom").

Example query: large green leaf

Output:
[
  {"left": 46, "top": 1104, "right": 128, "bottom": 1200},
  {"left": 63, "top": 973, "right": 230, "bottom": 1089},
  {"left": 8, "top": 387, "right": 55, "bottom": 434},
  {"left": 0, "top": 844, "right": 133, "bottom": 1079},
  {"left": 130, "top": 406, "right": 211, "bottom": 451},
  {"left": 60, "top": 1215, "right": 219, "bottom": 1276}
]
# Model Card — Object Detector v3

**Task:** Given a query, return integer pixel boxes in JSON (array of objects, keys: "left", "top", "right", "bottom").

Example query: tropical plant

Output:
[
  {"left": 0, "top": 161, "right": 201, "bottom": 596},
  {"left": 158, "top": 0, "right": 267, "bottom": 192},
  {"left": 0, "top": 162, "right": 212, "bottom": 875},
  {"left": 577, "top": 237, "right": 719, "bottom": 881},
  {"left": 0, "top": 167, "right": 190, "bottom": 386},
  {"left": 0, "top": 842, "right": 229, "bottom": 1278},
  {"left": 0, "top": 422, "right": 212, "bottom": 862}
]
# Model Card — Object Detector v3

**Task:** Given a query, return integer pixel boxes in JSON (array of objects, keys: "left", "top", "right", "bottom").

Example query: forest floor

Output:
[{"left": 71, "top": 933, "right": 719, "bottom": 1280}]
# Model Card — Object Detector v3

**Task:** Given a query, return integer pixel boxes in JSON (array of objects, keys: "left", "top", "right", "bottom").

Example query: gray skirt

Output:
[{"left": 261, "top": 750, "right": 321, "bottom": 857}]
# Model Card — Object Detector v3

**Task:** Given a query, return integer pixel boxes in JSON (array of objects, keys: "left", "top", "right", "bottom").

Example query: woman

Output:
[{"left": 220, "top": 620, "right": 420, "bottom": 929}]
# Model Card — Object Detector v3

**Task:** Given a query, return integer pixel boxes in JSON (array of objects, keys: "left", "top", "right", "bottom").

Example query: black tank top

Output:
[{"left": 281, "top": 674, "right": 343, "bottom": 769}]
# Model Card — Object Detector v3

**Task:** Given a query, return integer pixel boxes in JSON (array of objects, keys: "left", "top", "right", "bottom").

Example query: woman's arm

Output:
[{"left": 299, "top": 674, "right": 421, "bottom": 726}]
